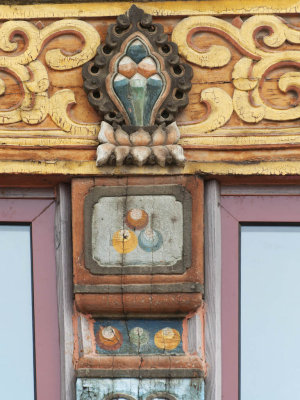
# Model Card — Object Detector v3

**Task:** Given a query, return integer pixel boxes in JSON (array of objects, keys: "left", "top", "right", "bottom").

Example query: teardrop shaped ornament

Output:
[{"left": 110, "top": 36, "right": 166, "bottom": 127}]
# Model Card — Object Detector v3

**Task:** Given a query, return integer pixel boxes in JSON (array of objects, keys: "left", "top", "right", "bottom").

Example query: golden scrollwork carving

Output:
[
  {"left": 0, "top": 19, "right": 100, "bottom": 134},
  {"left": 172, "top": 15, "right": 300, "bottom": 133},
  {"left": 180, "top": 88, "right": 233, "bottom": 135}
]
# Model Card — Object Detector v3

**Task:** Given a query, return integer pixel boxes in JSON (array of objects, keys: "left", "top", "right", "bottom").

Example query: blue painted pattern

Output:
[
  {"left": 112, "top": 38, "right": 164, "bottom": 126},
  {"left": 94, "top": 318, "right": 184, "bottom": 355}
]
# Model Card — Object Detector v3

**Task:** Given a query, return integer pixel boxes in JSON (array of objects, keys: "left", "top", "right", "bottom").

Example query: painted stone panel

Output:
[
  {"left": 92, "top": 195, "right": 182, "bottom": 267},
  {"left": 76, "top": 378, "right": 205, "bottom": 400},
  {"left": 84, "top": 185, "right": 192, "bottom": 275},
  {"left": 94, "top": 319, "right": 184, "bottom": 355}
]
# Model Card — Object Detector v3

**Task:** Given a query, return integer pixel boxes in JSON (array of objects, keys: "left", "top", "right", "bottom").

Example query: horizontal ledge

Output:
[
  {"left": 0, "top": 187, "right": 55, "bottom": 199},
  {"left": 76, "top": 368, "right": 203, "bottom": 379},
  {"left": 74, "top": 283, "right": 204, "bottom": 294},
  {"left": 221, "top": 185, "right": 300, "bottom": 196},
  {"left": 0, "top": 1, "right": 298, "bottom": 18},
  {"left": 2, "top": 159, "right": 300, "bottom": 176}
]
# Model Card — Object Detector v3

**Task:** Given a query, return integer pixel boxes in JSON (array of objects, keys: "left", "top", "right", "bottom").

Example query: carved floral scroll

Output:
[
  {"left": 0, "top": 19, "right": 100, "bottom": 135},
  {"left": 0, "top": 11, "right": 300, "bottom": 173},
  {"left": 173, "top": 15, "right": 300, "bottom": 134}
]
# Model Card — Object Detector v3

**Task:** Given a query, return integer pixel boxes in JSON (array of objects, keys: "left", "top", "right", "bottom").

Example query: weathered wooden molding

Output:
[
  {"left": 76, "top": 369, "right": 204, "bottom": 379},
  {"left": 76, "top": 377, "right": 205, "bottom": 399},
  {"left": 204, "top": 180, "right": 222, "bottom": 400},
  {"left": 0, "top": 9, "right": 299, "bottom": 174},
  {"left": 3, "top": 158, "right": 300, "bottom": 176},
  {"left": 1, "top": 1, "right": 300, "bottom": 19},
  {"left": 55, "top": 184, "right": 75, "bottom": 400},
  {"left": 74, "top": 283, "right": 204, "bottom": 294},
  {"left": 221, "top": 185, "right": 300, "bottom": 195},
  {"left": 0, "top": 187, "right": 55, "bottom": 198}
]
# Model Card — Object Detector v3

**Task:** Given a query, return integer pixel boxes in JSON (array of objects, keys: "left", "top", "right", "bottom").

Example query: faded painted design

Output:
[
  {"left": 112, "top": 38, "right": 165, "bottom": 127},
  {"left": 76, "top": 378, "right": 205, "bottom": 400},
  {"left": 92, "top": 195, "right": 183, "bottom": 268},
  {"left": 93, "top": 319, "right": 184, "bottom": 355},
  {"left": 173, "top": 15, "right": 300, "bottom": 134}
]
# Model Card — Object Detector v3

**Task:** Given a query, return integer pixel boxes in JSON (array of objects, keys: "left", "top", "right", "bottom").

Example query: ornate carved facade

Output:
[{"left": 2, "top": 2, "right": 300, "bottom": 400}]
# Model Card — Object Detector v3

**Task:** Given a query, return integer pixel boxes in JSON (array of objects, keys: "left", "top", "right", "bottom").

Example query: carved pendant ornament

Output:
[{"left": 82, "top": 5, "right": 193, "bottom": 167}]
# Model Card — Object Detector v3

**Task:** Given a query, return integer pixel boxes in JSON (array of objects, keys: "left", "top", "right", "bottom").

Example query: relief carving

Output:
[
  {"left": 82, "top": 5, "right": 193, "bottom": 167},
  {"left": 0, "top": 19, "right": 100, "bottom": 135},
  {"left": 173, "top": 15, "right": 300, "bottom": 133},
  {"left": 0, "top": 11, "right": 299, "bottom": 173}
]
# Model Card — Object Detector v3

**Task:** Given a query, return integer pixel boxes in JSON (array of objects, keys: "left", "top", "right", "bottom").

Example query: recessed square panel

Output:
[
  {"left": 93, "top": 195, "right": 182, "bottom": 267},
  {"left": 84, "top": 185, "right": 192, "bottom": 274}
]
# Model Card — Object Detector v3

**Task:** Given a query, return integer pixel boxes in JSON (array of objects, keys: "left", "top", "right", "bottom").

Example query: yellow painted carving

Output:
[
  {"left": 0, "top": 19, "right": 100, "bottom": 135},
  {"left": 172, "top": 17, "right": 235, "bottom": 68},
  {"left": 233, "top": 89, "right": 264, "bottom": 123},
  {"left": 41, "top": 20, "right": 100, "bottom": 70},
  {"left": 180, "top": 88, "right": 233, "bottom": 134},
  {"left": 173, "top": 15, "right": 300, "bottom": 133},
  {"left": 49, "top": 90, "right": 99, "bottom": 136},
  {"left": 25, "top": 61, "right": 49, "bottom": 93},
  {"left": 232, "top": 58, "right": 258, "bottom": 91}
]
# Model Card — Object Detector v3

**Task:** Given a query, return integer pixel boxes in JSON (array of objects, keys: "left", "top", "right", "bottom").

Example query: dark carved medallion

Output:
[{"left": 82, "top": 5, "right": 193, "bottom": 167}]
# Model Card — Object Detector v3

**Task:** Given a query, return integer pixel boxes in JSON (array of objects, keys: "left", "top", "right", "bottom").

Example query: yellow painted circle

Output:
[
  {"left": 154, "top": 327, "right": 181, "bottom": 350},
  {"left": 112, "top": 229, "right": 138, "bottom": 254}
]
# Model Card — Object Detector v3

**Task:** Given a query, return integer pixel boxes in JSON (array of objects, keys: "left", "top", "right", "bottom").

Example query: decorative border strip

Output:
[
  {"left": 0, "top": 1, "right": 299, "bottom": 19},
  {"left": 74, "top": 283, "right": 204, "bottom": 294},
  {"left": 2, "top": 130, "right": 300, "bottom": 149},
  {"left": 3, "top": 159, "right": 300, "bottom": 175},
  {"left": 76, "top": 368, "right": 203, "bottom": 379}
]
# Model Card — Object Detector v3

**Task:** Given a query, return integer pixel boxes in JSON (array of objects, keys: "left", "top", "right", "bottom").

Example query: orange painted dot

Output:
[
  {"left": 96, "top": 326, "right": 123, "bottom": 351},
  {"left": 154, "top": 327, "right": 181, "bottom": 350},
  {"left": 112, "top": 229, "right": 138, "bottom": 254},
  {"left": 125, "top": 208, "right": 149, "bottom": 230}
]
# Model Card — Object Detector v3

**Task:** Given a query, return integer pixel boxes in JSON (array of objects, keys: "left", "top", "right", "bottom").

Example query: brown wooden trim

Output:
[{"left": 55, "top": 184, "right": 75, "bottom": 400}]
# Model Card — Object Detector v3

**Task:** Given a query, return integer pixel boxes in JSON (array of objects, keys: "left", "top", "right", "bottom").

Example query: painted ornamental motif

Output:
[{"left": 82, "top": 5, "right": 193, "bottom": 167}]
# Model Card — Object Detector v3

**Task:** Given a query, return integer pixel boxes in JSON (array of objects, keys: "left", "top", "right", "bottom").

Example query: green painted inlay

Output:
[{"left": 129, "top": 73, "right": 147, "bottom": 126}]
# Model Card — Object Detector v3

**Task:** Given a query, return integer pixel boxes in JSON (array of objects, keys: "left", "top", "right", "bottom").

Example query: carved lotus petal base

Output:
[{"left": 96, "top": 121, "right": 185, "bottom": 167}]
